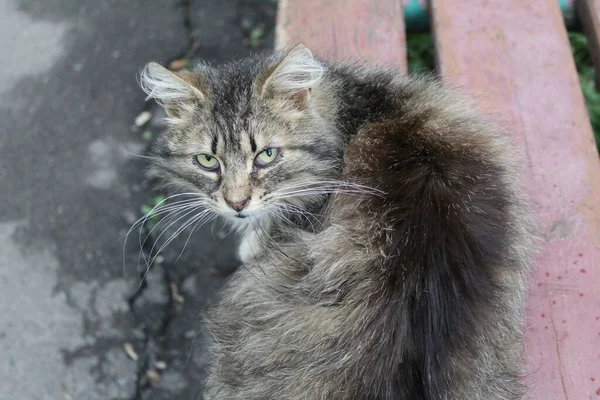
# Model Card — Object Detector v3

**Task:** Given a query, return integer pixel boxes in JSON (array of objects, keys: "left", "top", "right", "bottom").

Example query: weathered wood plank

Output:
[
  {"left": 578, "top": 0, "right": 600, "bottom": 89},
  {"left": 276, "top": 0, "right": 406, "bottom": 71},
  {"left": 430, "top": 1, "right": 600, "bottom": 399}
]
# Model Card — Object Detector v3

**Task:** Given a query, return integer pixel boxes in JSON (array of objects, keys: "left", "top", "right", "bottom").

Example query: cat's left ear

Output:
[
  {"left": 257, "top": 44, "right": 325, "bottom": 111},
  {"left": 139, "top": 62, "right": 207, "bottom": 118}
]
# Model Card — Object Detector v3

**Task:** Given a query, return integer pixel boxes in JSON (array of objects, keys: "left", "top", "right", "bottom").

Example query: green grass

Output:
[
  {"left": 406, "top": 33, "right": 434, "bottom": 74},
  {"left": 406, "top": 31, "right": 600, "bottom": 152},
  {"left": 569, "top": 32, "right": 600, "bottom": 152}
]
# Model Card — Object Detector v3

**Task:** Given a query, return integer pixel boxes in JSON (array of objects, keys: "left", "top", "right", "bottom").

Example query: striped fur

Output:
[{"left": 139, "top": 44, "right": 534, "bottom": 399}]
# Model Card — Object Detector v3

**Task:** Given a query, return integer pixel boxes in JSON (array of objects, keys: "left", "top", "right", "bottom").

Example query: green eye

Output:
[
  {"left": 255, "top": 148, "right": 279, "bottom": 167},
  {"left": 195, "top": 154, "right": 220, "bottom": 171}
]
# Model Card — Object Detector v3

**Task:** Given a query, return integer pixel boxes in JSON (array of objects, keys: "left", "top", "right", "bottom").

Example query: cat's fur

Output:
[{"left": 139, "top": 44, "right": 533, "bottom": 399}]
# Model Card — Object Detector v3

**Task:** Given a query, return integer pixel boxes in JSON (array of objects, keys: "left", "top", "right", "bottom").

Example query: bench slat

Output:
[
  {"left": 430, "top": 1, "right": 600, "bottom": 398},
  {"left": 578, "top": 0, "right": 600, "bottom": 89},
  {"left": 275, "top": 0, "right": 406, "bottom": 71}
]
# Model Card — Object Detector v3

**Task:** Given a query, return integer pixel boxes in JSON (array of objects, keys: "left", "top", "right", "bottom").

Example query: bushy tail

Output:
[{"left": 321, "top": 99, "right": 532, "bottom": 398}]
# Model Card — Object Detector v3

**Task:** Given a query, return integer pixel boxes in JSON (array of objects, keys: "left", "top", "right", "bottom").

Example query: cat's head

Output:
[{"left": 139, "top": 44, "right": 343, "bottom": 225}]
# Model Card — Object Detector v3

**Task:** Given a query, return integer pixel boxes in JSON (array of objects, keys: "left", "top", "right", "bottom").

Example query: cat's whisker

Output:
[
  {"left": 273, "top": 201, "right": 321, "bottom": 216},
  {"left": 122, "top": 193, "right": 204, "bottom": 277},
  {"left": 171, "top": 210, "right": 217, "bottom": 265},
  {"left": 173, "top": 212, "right": 218, "bottom": 265},
  {"left": 265, "top": 181, "right": 384, "bottom": 203},
  {"left": 141, "top": 205, "right": 206, "bottom": 270},
  {"left": 286, "top": 204, "right": 322, "bottom": 225},
  {"left": 135, "top": 202, "right": 206, "bottom": 280},
  {"left": 121, "top": 150, "right": 165, "bottom": 162},
  {"left": 135, "top": 206, "right": 209, "bottom": 290},
  {"left": 132, "top": 201, "right": 206, "bottom": 244},
  {"left": 138, "top": 201, "right": 205, "bottom": 252},
  {"left": 141, "top": 200, "right": 205, "bottom": 224},
  {"left": 147, "top": 209, "right": 214, "bottom": 267},
  {"left": 271, "top": 202, "right": 320, "bottom": 232},
  {"left": 123, "top": 194, "right": 202, "bottom": 248},
  {"left": 278, "top": 184, "right": 382, "bottom": 194},
  {"left": 272, "top": 206, "right": 295, "bottom": 227},
  {"left": 135, "top": 199, "right": 206, "bottom": 250},
  {"left": 128, "top": 194, "right": 204, "bottom": 237},
  {"left": 277, "top": 178, "right": 384, "bottom": 193},
  {"left": 276, "top": 189, "right": 378, "bottom": 200},
  {"left": 283, "top": 185, "right": 380, "bottom": 193},
  {"left": 141, "top": 201, "right": 208, "bottom": 249}
]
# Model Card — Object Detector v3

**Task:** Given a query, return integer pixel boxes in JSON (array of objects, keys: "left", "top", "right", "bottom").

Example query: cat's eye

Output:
[
  {"left": 194, "top": 154, "right": 220, "bottom": 171},
  {"left": 255, "top": 148, "right": 279, "bottom": 167}
]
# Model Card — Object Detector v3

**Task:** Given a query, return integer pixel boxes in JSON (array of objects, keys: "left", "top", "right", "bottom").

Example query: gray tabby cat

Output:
[{"left": 139, "top": 44, "right": 533, "bottom": 400}]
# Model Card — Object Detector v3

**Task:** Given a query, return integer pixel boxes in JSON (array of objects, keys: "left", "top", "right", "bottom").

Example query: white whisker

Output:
[
  {"left": 139, "top": 201, "right": 204, "bottom": 251},
  {"left": 271, "top": 202, "right": 320, "bottom": 232},
  {"left": 173, "top": 211, "right": 218, "bottom": 264},
  {"left": 152, "top": 209, "right": 215, "bottom": 261},
  {"left": 122, "top": 192, "right": 205, "bottom": 277},
  {"left": 134, "top": 206, "right": 207, "bottom": 290},
  {"left": 143, "top": 205, "right": 206, "bottom": 266},
  {"left": 134, "top": 204, "right": 204, "bottom": 284}
]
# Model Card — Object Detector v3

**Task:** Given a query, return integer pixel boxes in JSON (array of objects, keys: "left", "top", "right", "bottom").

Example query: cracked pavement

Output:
[{"left": 0, "top": 0, "right": 276, "bottom": 398}]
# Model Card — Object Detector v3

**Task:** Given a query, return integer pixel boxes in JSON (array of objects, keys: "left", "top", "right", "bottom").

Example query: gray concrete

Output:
[
  {"left": 0, "top": 0, "right": 182, "bottom": 398},
  {"left": 0, "top": 0, "right": 275, "bottom": 398}
]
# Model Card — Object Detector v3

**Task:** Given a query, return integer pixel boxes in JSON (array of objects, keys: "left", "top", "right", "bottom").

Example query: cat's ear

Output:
[
  {"left": 257, "top": 44, "right": 325, "bottom": 111},
  {"left": 139, "top": 62, "right": 206, "bottom": 118}
]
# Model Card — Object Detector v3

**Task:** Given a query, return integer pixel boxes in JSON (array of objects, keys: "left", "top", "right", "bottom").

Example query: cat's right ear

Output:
[{"left": 139, "top": 62, "right": 206, "bottom": 119}]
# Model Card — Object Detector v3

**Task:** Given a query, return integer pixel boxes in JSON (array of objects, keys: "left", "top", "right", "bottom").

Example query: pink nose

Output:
[{"left": 226, "top": 198, "right": 249, "bottom": 212}]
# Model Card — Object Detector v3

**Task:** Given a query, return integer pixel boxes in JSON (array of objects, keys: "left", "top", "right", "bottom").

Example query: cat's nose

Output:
[{"left": 226, "top": 198, "right": 249, "bottom": 212}]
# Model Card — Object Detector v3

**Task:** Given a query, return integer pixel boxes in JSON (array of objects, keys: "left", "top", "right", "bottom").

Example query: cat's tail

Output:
[{"left": 310, "top": 80, "right": 534, "bottom": 398}]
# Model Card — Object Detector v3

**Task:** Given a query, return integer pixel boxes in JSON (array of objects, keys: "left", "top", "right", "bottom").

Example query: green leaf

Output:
[
  {"left": 141, "top": 131, "right": 153, "bottom": 142},
  {"left": 140, "top": 204, "right": 154, "bottom": 216},
  {"left": 152, "top": 195, "right": 165, "bottom": 206},
  {"left": 244, "top": 26, "right": 265, "bottom": 48}
]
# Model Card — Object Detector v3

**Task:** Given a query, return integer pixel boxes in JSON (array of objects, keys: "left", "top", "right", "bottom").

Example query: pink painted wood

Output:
[
  {"left": 578, "top": 0, "right": 600, "bottom": 89},
  {"left": 275, "top": 0, "right": 406, "bottom": 71},
  {"left": 430, "top": 0, "right": 600, "bottom": 398}
]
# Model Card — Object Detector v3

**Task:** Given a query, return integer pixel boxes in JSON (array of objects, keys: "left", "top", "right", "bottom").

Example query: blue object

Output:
[{"left": 405, "top": 0, "right": 576, "bottom": 32}]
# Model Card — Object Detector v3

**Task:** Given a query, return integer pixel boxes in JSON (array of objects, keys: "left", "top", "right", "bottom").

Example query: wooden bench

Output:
[{"left": 276, "top": 1, "right": 600, "bottom": 398}]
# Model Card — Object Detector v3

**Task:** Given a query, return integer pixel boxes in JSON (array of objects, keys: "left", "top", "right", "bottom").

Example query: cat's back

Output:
[{"left": 203, "top": 52, "right": 533, "bottom": 400}]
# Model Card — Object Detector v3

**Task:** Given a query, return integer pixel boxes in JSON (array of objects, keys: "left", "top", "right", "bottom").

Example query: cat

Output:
[{"left": 139, "top": 44, "right": 533, "bottom": 400}]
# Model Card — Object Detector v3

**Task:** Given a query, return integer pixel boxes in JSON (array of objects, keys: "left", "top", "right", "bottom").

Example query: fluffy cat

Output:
[{"left": 139, "top": 44, "right": 533, "bottom": 399}]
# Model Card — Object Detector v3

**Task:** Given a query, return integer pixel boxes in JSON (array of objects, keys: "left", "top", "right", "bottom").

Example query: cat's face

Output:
[{"left": 140, "top": 45, "right": 342, "bottom": 224}]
